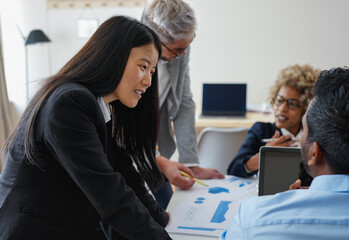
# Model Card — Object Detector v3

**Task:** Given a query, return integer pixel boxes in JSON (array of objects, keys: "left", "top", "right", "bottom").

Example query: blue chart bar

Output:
[
  {"left": 178, "top": 226, "right": 217, "bottom": 231},
  {"left": 211, "top": 201, "right": 232, "bottom": 223}
]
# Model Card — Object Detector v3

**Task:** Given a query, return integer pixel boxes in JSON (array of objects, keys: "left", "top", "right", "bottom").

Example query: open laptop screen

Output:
[
  {"left": 258, "top": 146, "right": 302, "bottom": 196},
  {"left": 202, "top": 83, "right": 247, "bottom": 117}
]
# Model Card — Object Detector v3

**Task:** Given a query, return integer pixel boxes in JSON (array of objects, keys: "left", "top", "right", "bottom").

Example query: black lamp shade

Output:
[{"left": 25, "top": 29, "right": 51, "bottom": 45}]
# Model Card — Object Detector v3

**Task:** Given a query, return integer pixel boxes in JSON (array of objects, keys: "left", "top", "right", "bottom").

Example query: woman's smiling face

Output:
[
  {"left": 104, "top": 43, "right": 159, "bottom": 107},
  {"left": 273, "top": 84, "right": 304, "bottom": 135}
]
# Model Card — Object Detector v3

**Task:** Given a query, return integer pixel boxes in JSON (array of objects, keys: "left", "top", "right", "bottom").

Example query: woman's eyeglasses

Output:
[{"left": 274, "top": 95, "right": 301, "bottom": 110}]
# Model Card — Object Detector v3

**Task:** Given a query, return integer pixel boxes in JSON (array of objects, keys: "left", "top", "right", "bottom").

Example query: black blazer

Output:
[
  {"left": 0, "top": 83, "right": 170, "bottom": 240},
  {"left": 227, "top": 122, "right": 313, "bottom": 186},
  {"left": 227, "top": 122, "right": 277, "bottom": 177}
]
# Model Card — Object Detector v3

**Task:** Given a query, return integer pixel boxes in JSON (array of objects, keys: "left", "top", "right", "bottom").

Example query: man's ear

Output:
[{"left": 307, "top": 141, "right": 323, "bottom": 167}]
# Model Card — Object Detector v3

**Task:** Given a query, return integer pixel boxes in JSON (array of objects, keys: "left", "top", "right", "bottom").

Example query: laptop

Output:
[
  {"left": 258, "top": 146, "right": 302, "bottom": 196},
  {"left": 201, "top": 83, "right": 247, "bottom": 117}
]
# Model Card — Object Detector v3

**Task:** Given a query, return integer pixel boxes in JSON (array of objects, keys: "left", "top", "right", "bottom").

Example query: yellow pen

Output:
[{"left": 178, "top": 170, "right": 209, "bottom": 187}]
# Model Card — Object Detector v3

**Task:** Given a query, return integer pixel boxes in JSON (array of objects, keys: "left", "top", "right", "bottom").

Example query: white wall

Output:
[
  {"left": 48, "top": 7, "right": 144, "bottom": 74},
  {"left": 188, "top": 0, "right": 349, "bottom": 104},
  {"left": 2, "top": 0, "right": 349, "bottom": 113},
  {"left": 1, "top": 0, "right": 50, "bottom": 112}
]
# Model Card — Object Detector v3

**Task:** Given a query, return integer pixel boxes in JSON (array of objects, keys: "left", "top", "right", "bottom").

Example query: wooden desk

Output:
[{"left": 195, "top": 111, "right": 274, "bottom": 135}]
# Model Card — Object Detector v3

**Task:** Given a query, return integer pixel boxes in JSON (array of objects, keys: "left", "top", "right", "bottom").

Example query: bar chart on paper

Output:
[{"left": 166, "top": 176, "right": 257, "bottom": 237}]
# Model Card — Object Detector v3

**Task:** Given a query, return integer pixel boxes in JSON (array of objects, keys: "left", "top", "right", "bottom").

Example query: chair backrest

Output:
[{"left": 197, "top": 127, "right": 249, "bottom": 174}]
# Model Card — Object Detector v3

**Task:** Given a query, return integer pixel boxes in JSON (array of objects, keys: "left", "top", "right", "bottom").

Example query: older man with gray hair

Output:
[{"left": 142, "top": 0, "right": 224, "bottom": 209}]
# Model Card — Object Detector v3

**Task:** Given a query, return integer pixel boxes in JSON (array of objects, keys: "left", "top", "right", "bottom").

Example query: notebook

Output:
[
  {"left": 201, "top": 83, "right": 247, "bottom": 117},
  {"left": 258, "top": 146, "right": 302, "bottom": 196}
]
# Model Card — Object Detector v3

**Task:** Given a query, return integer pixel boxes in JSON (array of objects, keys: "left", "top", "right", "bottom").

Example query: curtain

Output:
[{"left": 0, "top": 17, "right": 19, "bottom": 172}]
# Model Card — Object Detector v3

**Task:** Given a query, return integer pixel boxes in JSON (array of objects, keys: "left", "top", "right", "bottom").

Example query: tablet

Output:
[{"left": 258, "top": 146, "right": 302, "bottom": 196}]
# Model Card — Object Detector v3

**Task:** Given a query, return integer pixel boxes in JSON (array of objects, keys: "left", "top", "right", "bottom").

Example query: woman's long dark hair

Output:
[{"left": 2, "top": 16, "right": 164, "bottom": 189}]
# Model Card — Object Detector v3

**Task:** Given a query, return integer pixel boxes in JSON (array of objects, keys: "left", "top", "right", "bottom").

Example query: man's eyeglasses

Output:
[
  {"left": 161, "top": 43, "right": 187, "bottom": 58},
  {"left": 161, "top": 33, "right": 196, "bottom": 58},
  {"left": 274, "top": 95, "right": 302, "bottom": 110}
]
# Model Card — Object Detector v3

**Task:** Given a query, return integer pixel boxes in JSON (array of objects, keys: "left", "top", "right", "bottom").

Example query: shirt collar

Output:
[
  {"left": 280, "top": 128, "right": 302, "bottom": 140},
  {"left": 280, "top": 128, "right": 302, "bottom": 147},
  {"left": 97, "top": 97, "right": 111, "bottom": 123},
  {"left": 309, "top": 175, "right": 349, "bottom": 192}
]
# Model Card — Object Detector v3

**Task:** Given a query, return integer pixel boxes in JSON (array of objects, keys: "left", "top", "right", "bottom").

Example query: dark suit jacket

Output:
[
  {"left": 0, "top": 83, "right": 170, "bottom": 240},
  {"left": 227, "top": 122, "right": 313, "bottom": 186},
  {"left": 227, "top": 122, "right": 277, "bottom": 177}
]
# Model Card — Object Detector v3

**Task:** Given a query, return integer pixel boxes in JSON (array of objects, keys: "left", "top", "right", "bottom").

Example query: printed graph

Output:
[{"left": 166, "top": 176, "right": 257, "bottom": 237}]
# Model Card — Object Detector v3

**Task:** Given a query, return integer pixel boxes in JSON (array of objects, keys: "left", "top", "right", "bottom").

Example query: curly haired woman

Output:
[{"left": 227, "top": 64, "right": 319, "bottom": 186}]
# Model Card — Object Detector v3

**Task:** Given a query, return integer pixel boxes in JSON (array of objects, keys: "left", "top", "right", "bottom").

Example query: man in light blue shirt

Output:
[{"left": 221, "top": 67, "right": 349, "bottom": 240}]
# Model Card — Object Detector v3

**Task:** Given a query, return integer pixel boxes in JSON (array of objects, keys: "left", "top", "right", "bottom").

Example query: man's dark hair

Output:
[{"left": 306, "top": 67, "right": 349, "bottom": 173}]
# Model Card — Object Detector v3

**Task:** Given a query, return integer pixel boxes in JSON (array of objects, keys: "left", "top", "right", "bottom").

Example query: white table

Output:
[
  {"left": 166, "top": 185, "right": 219, "bottom": 240},
  {"left": 166, "top": 176, "right": 258, "bottom": 240}
]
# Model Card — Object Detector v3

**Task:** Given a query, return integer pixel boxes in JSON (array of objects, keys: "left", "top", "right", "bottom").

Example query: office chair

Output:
[{"left": 197, "top": 127, "right": 249, "bottom": 174}]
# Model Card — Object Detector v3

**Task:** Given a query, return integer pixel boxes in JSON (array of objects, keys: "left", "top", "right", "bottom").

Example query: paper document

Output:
[{"left": 166, "top": 176, "right": 257, "bottom": 237}]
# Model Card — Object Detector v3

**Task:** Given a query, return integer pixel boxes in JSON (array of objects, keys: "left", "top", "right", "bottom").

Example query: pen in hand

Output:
[
  {"left": 178, "top": 170, "right": 209, "bottom": 187},
  {"left": 261, "top": 138, "right": 278, "bottom": 143},
  {"left": 261, "top": 136, "right": 298, "bottom": 143}
]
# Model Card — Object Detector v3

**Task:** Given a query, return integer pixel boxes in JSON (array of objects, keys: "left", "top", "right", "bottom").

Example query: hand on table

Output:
[
  {"left": 190, "top": 166, "right": 225, "bottom": 179},
  {"left": 156, "top": 155, "right": 194, "bottom": 190}
]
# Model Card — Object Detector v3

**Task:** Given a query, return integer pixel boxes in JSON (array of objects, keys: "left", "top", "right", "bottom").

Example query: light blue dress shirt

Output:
[{"left": 220, "top": 174, "right": 349, "bottom": 240}]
